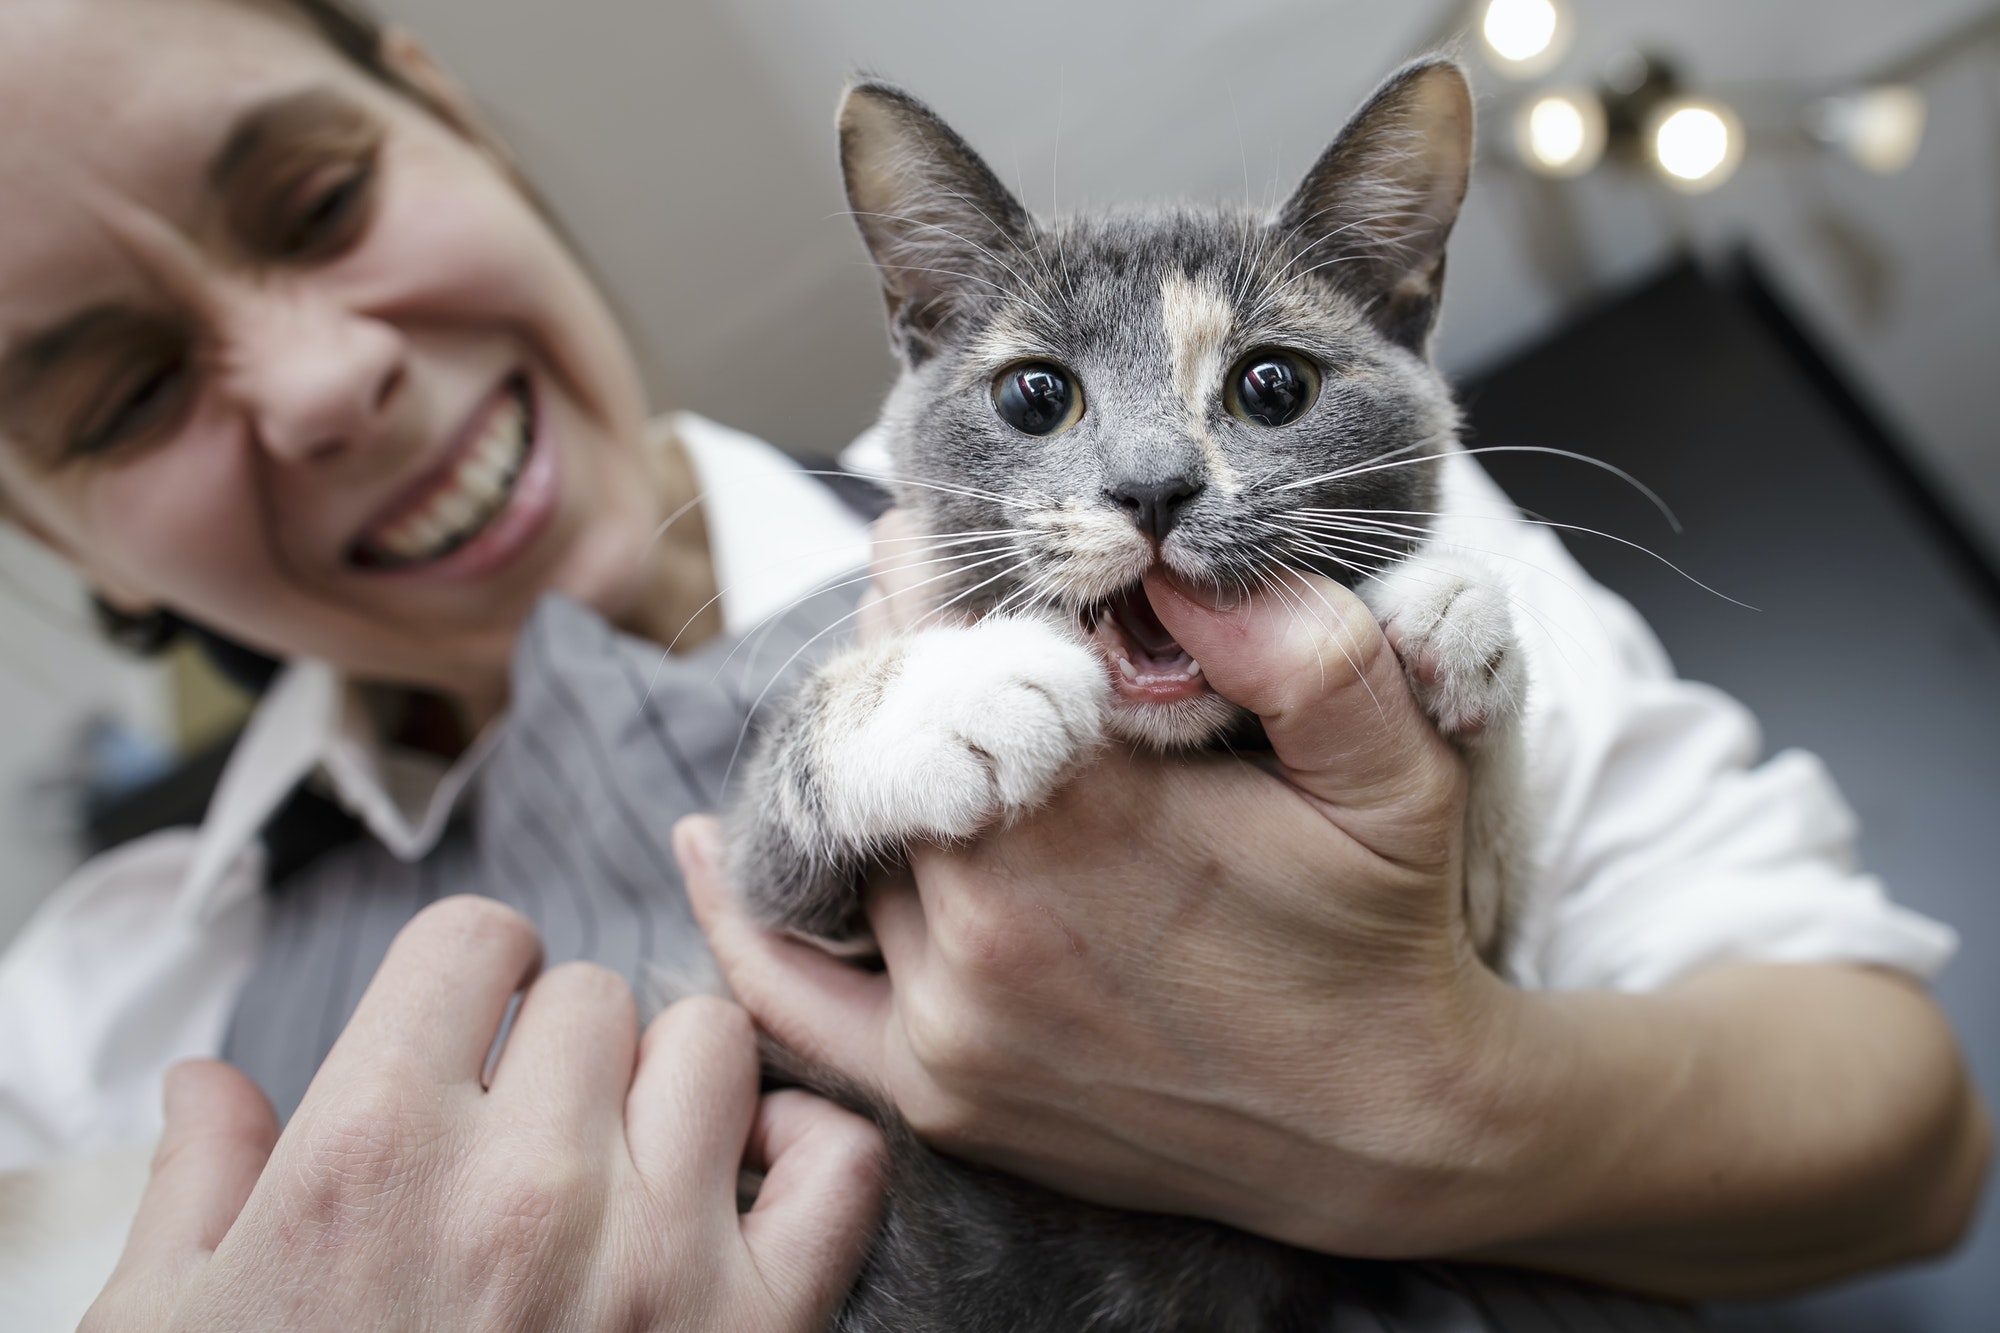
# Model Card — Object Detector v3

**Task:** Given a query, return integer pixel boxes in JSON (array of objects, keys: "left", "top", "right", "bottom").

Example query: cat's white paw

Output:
[
  {"left": 817, "top": 616, "right": 1107, "bottom": 844},
  {"left": 1362, "top": 553, "right": 1523, "bottom": 741}
]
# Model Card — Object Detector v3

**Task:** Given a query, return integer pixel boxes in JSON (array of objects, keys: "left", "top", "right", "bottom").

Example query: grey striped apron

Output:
[{"left": 221, "top": 590, "right": 1705, "bottom": 1332}]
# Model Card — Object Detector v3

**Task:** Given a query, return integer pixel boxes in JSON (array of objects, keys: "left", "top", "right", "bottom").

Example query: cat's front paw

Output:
[
  {"left": 821, "top": 617, "right": 1107, "bottom": 844},
  {"left": 1362, "top": 554, "right": 1523, "bottom": 741}
]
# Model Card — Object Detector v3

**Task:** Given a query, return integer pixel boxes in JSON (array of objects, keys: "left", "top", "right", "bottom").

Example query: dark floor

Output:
[{"left": 1463, "top": 257, "right": 2000, "bottom": 1333}]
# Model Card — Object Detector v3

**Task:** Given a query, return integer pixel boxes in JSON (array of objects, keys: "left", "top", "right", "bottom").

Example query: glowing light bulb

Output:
[
  {"left": 1809, "top": 86, "right": 1927, "bottom": 175},
  {"left": 1514, "top": 89, "right": 1606, "bottom": 177},
  {"left": 1482, "top": 0, "right": 1568, "bottom": 77},
  {"left": 1651, "top": 99, "right": 1742, "bottom": 192}
]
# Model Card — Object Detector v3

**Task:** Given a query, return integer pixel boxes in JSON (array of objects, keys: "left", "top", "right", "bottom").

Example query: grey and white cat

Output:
[{"left": 728, "top": 57, "right": 1533, "bottom": 1331}]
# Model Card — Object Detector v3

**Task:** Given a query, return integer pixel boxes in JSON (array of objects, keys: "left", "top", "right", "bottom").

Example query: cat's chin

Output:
[{"left": 1106, "top": 691, "right": 1245, "bottom": 749}]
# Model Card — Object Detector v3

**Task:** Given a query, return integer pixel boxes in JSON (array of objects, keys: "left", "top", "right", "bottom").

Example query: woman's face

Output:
[{"left": 0, "top": 0, "right": 667, "bottom": 700}]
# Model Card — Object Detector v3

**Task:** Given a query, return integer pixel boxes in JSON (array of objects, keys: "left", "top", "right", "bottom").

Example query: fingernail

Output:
[
  {"left": 674, "top": 816, "right": 719, "bottom": 875},
  {"left": 1150, "top": 567, "right": 1241, "bottom": 611}
]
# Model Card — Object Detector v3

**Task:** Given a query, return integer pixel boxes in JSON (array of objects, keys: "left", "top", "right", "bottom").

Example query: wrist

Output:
[{"left": 1244, "top": 960, "right": 1583, "bottom": 1258}]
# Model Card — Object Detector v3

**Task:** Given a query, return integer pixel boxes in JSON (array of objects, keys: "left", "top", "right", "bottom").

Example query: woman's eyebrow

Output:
[{"left": 208, "top": 86, "right": 370, "bottom": 197}]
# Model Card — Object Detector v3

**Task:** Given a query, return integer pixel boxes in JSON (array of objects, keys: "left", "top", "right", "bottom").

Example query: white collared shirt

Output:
[
  {"left": 0, "top": 414, "right": 873, "bottom": 1172},
  {"left": 0, "top": 420, "right": 1956, "bottom": 1328}
]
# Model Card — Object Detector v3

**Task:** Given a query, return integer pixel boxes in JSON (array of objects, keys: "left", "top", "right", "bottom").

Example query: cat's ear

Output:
[
  {"left": 838, "top": 81, "right": 1036, "bottom": 365},
  {"left": 1275, "top": 58, "right": 1473, "bottom": 353}
]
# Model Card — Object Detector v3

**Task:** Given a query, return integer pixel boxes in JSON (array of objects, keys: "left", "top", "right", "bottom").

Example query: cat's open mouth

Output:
[{"left": 1080, "top": 584, "right": 1213, "bottom": 706}]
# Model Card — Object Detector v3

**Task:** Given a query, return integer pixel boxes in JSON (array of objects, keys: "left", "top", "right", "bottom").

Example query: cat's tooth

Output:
[
  {"left": 1117, "top": 654, "right": 1139, "bottom": 681},
  {"left": 1183, "top": 659, "right": 1203, "bottom": 679}
]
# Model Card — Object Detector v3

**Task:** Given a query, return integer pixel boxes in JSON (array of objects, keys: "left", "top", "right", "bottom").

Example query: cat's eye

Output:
[
  {"left": 1225, "top": 350, "right": 1319, "bottom": 428},
  {"left": 992, "top": 362, "right": 1083, "bottom": 437}
]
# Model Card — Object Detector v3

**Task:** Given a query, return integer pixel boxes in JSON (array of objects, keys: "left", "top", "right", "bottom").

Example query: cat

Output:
[{"left": 726, "top": 56, "right": 1534, "bottom": 1332}]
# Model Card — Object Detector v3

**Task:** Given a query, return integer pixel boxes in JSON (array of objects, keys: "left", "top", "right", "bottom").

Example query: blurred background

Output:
[{"left": 1, "top": 1, "right": 1995, "bottom": 1327}]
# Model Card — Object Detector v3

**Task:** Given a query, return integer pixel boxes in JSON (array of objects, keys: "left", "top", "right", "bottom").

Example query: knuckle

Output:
[
  {"left": 929, "top": 895, "right": 1043, "bottom": 985},
  {"left": 294, "top": 1081, "right": 437, "bottom": 1224},
  {"left": 452, "top": 1146, "right": 603, "bottom": 1288},
  {"left": 901, "top": 994, "right": 1016, "bottom": 1096},
  {"left": 896, "top": 1076, "right": 982, "bottom": 1146}
]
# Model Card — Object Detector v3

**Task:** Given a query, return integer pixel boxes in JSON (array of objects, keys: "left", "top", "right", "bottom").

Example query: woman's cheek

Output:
[{"left": 79, "top": 418, "right": 281, "bottom": 615}]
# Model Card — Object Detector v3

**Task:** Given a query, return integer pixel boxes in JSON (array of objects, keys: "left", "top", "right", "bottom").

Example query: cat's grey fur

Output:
[{"left": 727, "top": 57, "right": 1534, "bottom": 1332}]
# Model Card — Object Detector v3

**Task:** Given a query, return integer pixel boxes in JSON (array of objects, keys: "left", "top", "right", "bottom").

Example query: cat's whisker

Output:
[
  {"left": 1267, "top": 556, "right": 1392, "bottom": 718},
  {"left": 903, "top": 552, "right": 1047, "bottom": 636},
  {"left": 1282, "top": 514, "right": 1624, "bottom": 675},
  {"left": 1281, "top": 445, "right": 1681, "bottom": 535},
  {"left": 1264, "top": 431, "right": 1456, "bottom": 495},
  {"left": 717, "top": 545, "right": 1041, "bottom": 787},
  {"left": 1292, "top": 502, "right": 1749, "bottom": 609},
  {"left": 640, "top": 540, "right": 1032, "bottom": 714},
  {"left": 635, "top": 526, "right": 1024, "bottom": 711},
  {"left": 790, "top": 467, "right": 1053, "bottom": 514},
  {"left": 1271, "top": 522, "right": 1412, "bottom": 570},
  {"left": 714, "top": 542, "right": 1028, "bottom": 680}
]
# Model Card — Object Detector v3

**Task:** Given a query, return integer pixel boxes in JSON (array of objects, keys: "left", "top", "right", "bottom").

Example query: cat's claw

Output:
[
  {"left": 818, "top": 616, "right": 1108, "bottom": 845},
  {"left": 1362, "top": 552, "right": 1524, "bottom": 742}
]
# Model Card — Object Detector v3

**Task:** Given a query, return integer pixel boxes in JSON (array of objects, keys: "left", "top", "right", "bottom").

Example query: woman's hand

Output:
[
  {"left": 83, "top": 896, "right": 884, "bottom": 1332},
  {"left": 683, "top": 549, "right": 1990, "bottom": 1298},
  {"left": 687, "top": 565, "right": 1512, "bottom": 1254}
]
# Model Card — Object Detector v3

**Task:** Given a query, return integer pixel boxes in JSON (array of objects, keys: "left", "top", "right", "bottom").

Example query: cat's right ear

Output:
[{"left": 838, "top": 81, "right": 1035, "bottom": 365}]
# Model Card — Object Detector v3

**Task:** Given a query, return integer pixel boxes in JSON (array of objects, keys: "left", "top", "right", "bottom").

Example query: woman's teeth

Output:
[{"left": 359, "top": 387, "right": 531, "bottom": 568}]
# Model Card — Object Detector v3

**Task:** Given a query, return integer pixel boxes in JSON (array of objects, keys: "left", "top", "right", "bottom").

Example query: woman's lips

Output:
[
  {"left": 348, "top": 374, "right": 560, "bottom": 582},
  {"left": 1084, "top": 582, "right": 1212, "bottom": 705}
]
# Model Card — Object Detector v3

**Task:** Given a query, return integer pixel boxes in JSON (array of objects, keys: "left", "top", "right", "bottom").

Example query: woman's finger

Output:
[
  {"left": 676, "top": 815, "right": 894, "bottom": 1089},
  {"left": 316, "top": 895, "right": 544, "bottom": 1088},
  {"left": 485, "top": 960, "right": 639, "bottom": 1138},
  {"left": 111, "top": 1060, "right": 278, "bottom": 1280},
  {"left": 624, "top": 994, "right": 760, "bottom": 1199},
  {"left": 738, "top": 1089, "right": 886, "bottom": 1324},
  {"left": 1142, "top": 567, "right": 1460, "bottom": 859}
]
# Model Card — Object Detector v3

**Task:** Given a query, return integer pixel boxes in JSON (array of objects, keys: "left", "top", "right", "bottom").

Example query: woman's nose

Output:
[{"left": 221, "top": 290, "right": 407, "bottom": 466}]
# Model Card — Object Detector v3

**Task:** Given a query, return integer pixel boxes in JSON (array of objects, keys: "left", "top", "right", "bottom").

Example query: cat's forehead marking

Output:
[{"left": 1158, "top": 269, "right": 1241, "bottom": 496}]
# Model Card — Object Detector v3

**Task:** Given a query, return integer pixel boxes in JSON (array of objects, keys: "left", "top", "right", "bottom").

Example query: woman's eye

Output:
[
  {"left": 992, "top": 362, "right": 1083, "bottom": 436},
  {"left": 1226, "top": 350, "right": 1320, "bottom": 428},
  {"left": 72, "top": 352, "right": 195, "bottom": 458},
  {"left": 279, "top": 161, "right": 376, "bottom": 261}
]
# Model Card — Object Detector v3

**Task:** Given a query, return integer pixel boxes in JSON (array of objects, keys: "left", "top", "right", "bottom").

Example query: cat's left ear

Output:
[
  {"left": 1275, "top": 58, "right": 1473, "bottom": 353},
  {"left": 838, "top": 81, "right": 1037, "bottom": 365}
]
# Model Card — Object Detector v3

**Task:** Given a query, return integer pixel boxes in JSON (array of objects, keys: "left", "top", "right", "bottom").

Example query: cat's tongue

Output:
[{"left": 1090, "top": 584, "right": 1210, "bottom": 704}]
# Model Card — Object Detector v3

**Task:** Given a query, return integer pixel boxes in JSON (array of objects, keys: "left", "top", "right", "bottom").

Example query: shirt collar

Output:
[{"left": 173, "top": 412, "right": 871, "bottom": 924}]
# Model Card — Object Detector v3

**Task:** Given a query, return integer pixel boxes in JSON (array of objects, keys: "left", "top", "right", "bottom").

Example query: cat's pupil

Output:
[
  {"left": 1237, "top": 356, "right": 1311, "bottom": 427},
  {"left": 994, "top": 363, "right": 1077, "bottom": 436}
]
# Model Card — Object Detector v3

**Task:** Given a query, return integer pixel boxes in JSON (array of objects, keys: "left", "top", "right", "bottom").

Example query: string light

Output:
[
  {"left": 1650, "top": 98, "right": 1743, "bottom": 192},
  {"left": 1482, "top": 0, "right": 1568, "bottom": 77},
  {"left": 1807, "top": 86, "right": 1928, "bottom": 175},
  {"left": 1514, "top": 89, "right": 1606, "bottom": 177}
]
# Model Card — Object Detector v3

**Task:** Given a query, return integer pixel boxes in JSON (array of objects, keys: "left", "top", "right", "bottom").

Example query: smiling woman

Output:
[
  {"left": 0, "top": 0, "right": 720, "bottom": 726},
  {"left": 0, "top": 2, "right": 1989, "bottom": 1330}
]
